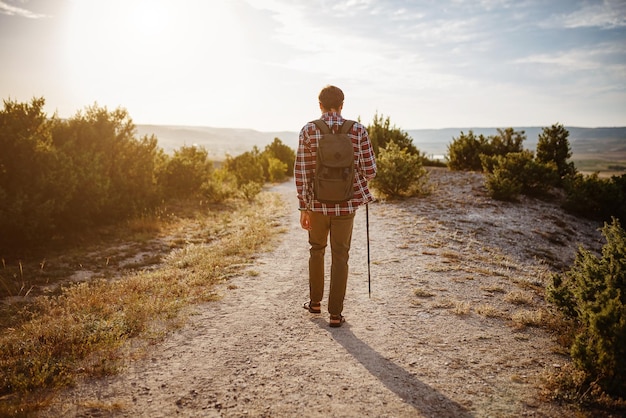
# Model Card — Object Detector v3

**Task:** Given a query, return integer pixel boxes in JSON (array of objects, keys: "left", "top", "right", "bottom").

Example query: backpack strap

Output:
[
  {"left": 312, "top": 119, "right": 331, "bottom": 134},
  {"left": 312, "top": 119, "right": 355, "bottom": 134},
  {"left": 340, "top": 120, "right": 355, "bottom": 134}
]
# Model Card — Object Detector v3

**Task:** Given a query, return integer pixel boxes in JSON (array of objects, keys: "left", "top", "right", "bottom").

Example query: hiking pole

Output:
[{"left": 366, "top": 203, "right": 371, "bottom": 298}]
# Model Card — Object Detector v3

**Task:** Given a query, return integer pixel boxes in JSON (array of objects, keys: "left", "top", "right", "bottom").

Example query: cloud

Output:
[
  {"left": 517, "top": 50, "right": 600, "bottom": 71},
  {"left": 558, "top": 0, "right": 626, "bottom": 29},
  {"left": 0, "top": 0, "right": 46, "bottom": 18}
]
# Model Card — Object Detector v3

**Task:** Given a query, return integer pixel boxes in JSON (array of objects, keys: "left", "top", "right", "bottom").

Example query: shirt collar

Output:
[{"left": 321, "top": 111, "right": 343, "bottom": 122}]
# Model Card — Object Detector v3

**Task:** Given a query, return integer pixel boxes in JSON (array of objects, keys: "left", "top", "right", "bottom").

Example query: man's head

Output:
[{"left": 318, "top": 85, "right": 344, "bottom": 112}]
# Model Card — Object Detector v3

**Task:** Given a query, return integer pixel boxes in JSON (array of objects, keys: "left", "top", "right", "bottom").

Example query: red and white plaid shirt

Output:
[{"left": 295, "top": 112, "right": 377, "bottom": 216}]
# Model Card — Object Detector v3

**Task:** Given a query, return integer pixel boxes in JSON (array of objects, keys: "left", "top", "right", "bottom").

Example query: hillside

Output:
[{"left": 40, "top": 168, "right": 610, "bottom": 417}]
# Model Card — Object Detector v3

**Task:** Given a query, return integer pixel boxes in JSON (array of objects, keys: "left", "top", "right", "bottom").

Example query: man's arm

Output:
[
  {"left": 294, "top": 125, "right": 314, "bottom": 211},
  {"left": 357, "top": 125, "right": 377, "bottom": 180}
]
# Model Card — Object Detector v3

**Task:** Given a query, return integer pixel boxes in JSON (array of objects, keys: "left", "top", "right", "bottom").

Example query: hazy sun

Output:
[{"left": 59, "top": 0, "right": 250, "bottom": 121}]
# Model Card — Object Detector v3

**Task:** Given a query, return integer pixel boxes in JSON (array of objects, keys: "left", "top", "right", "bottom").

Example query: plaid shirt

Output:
[{"left": 295, "top": 112, "right": 377, "bottom": 215}]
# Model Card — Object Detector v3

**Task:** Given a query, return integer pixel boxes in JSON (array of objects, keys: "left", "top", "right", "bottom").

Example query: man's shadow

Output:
[{"left": 315, "top": 320, "right": 472, "bottom": 417}]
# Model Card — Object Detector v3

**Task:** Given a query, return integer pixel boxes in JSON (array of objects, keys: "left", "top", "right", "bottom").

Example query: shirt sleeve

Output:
[
  {"left": 357, "top": 124, "right": 377, "bottom": 181},
  {"left": 294, "top": 124, "right": 315, "bottom": 210}
]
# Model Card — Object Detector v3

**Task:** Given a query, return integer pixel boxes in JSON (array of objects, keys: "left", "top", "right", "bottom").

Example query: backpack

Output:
[{"left": 312, "top": 119, "right": 356, "bottom": 204}]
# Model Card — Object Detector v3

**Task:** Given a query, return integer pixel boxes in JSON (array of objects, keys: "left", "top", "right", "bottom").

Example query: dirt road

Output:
[{"left": 43, "top": 169, "right": 600, "bottom": 417}]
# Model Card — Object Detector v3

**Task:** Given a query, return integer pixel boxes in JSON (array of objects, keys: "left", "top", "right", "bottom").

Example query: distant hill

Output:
[
  {"left": 136, "top": 124, "right": 626, "bottom": 161},
  {"left": 136, "top": 125, "right": 299, "bottom": 160}
]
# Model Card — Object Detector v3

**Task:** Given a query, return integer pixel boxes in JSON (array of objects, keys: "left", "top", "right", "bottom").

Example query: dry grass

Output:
[
  {"left": 413, "top": 287, "right": 435, "bottom": 298},
  {"left": 505, "top": 290, "right": 535, "bottom": 306},
  {"left": 481, "top": 284, "right": 506, "bottom": 293},
  {"left": 475, "top": 303, "right": 503, "bottom": 318},
  {"left": 430, "top": 297, "right": 470, "bottom": 315},
  {"left": 0, "top": 191, "right": 285, "bottom": 415},
  {"left": 511, "top": 309, "right": 546, "bottom": 328},
  {"left": 452, "top": 299, "right": 471, "bottom": 315}
]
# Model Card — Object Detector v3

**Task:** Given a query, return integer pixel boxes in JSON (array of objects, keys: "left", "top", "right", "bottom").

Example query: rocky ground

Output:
[{"left": 40, "top": 167, "right": 605, "bottom": 417}]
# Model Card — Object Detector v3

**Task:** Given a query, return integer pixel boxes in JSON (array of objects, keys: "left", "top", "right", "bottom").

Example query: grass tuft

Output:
[
  {"left": 511, "top": 309, "right": 545, "bottom": 328},
  {"left": 475, "top": 303, "right": 503, "bottom": 318},
  {"left": 504, "top": 290, "right": 535, "bottom": 306},
  {"left": 413, "top": 287, "right": 435, "bottom": 298}
]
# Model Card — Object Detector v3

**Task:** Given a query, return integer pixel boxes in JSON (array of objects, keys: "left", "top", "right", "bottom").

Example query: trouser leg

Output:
[
  {"left": 328, "top": 213, "right": 355, "bottom": 316},
  {"left": 308, "top": 212, "right": 330, "bottom": 304}
]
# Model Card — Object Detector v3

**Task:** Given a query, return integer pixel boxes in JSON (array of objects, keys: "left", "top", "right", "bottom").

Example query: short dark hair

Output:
[{"left": 318, "top": 85, "right": 344, "bottom": 110}]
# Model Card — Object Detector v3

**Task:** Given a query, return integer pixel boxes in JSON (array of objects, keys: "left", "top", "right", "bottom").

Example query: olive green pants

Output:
[{"left": 308, "top": 211, "right": 355, "bottom": 316}]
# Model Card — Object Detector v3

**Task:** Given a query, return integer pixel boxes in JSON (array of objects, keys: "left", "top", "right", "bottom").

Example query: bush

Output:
[
  {"left": 484, "top": 166, "right": 523, "bottom": 201},
  {"left": 486, "top": 128, "right": 525, "bottom": 156},
  {"left": 261, "top": 138, "right": 295, "bottom": 180},
  {"left": 370, "top": 141, "right": 429, "bottom": 198},
  {"left": 200, "top": 168, "right": 238, "bottom": 203},
  {"left": 0, "top": 97, "right": 283, "bottom": 251},
  {"left": 52, "top": 104, "right": 161, "bottom": 228},
  {"left": 562, "top": 173, "right": 626, "bottom": 221},
  {"left": 546, "top": 218, "right": 626, "bottom": 398},
  {"left": 158, "top": 145, "right": 213, "bottom": 199},
  {"left": 0, "top": 99, "right": 162, "bottom": 247},
  {"left": 224, "top": 147, "right": 265, "bottom": 187},
  {"left": 447, "top": 130, "right": 490, "bottom": 171},
  {"left": 0, "top": 98, "right": 67, "bottom": 244},
  {"left": 536, "top": 123, "right": 576, "bottom": 181},
  {"left": 266, "top": 157, "right": 288, "bottom": 183},
  {"left": 239, "top": 182, "right": 263, "bottom": 201},
  {"left": 448, "top": 128, "right": 526, "bottom": 172},
  {"left": 367, "top": 112, "right": 419, "bottom": 156},
  {"left": 483, "top": 151, "right": 558, "bottom": 201}
]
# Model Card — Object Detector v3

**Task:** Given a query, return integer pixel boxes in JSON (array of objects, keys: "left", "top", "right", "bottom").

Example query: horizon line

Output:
[{"left": 134, "top": 123, "right": 626, "bottom": 133}]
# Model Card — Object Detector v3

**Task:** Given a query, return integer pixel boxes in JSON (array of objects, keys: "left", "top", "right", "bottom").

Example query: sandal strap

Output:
[
  {"left": 329, "top": 314, "right": 345, "bottom": 327},
  {"left": 303, "top": 301, "right": 321, "bottom": 313}
]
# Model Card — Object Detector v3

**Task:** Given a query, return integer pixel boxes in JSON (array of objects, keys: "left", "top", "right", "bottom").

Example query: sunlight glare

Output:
[{"left": 60, "top": 0, "right": 254, "bottom": 125}]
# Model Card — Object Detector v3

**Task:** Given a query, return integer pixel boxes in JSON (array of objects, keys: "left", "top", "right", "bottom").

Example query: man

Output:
[{"left": 294, "top": 85, "right": 377, "bottom": 328}]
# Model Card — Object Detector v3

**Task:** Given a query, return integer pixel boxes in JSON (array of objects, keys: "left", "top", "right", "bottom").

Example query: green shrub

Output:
[
  {"left": 262, "top": 138, "right": 295, "bottom": 179},
  {"left": 0, "top": 100, "right": 162, "bottom": 246},
  {"left": 546, "top": 218, "right": 626, "bottom": 398},
  {"left": 370, "top": 141, "right": 429, "bottom": 198},
  {"left": 486, "top": 127, "right": 525, "bottom": 156},
  {"left": 158, "top": 145, "right": 213, "bottom": 199},
  {"left": 536, "top": 123, "right": 576, "bottom": 181},
  {"left": 239, "top": 182, "right": 262, "bottom": 201},
  {"left": 562, "top": 173, "right": 625, "bottom": 221},
  {"left": 0, "top": 98, "right": 67, "bottom": 244},
  {"left": 224, "top": 147, "right": 265, "bottom": 187},
  {"left": 448, "top": 128, "right": 526, "bottom": 172},
  {"left": 200, "top": 168, "right": 238, "bottom": 203},
  {"left": 52, "top": 104, "right": 161, "bottom": 228},
  {"left": 447, "top": 130, "right": 489, "bottom": 171},
  {"left": 266, "top": 157, "right": 288, "bottom": 183},
  {"left": 0, "top": 97, "right": 283, "bottom": 252},
  {"left": 484, "top": 166, "right": 523, "bottom": 201},
  {"left": 367, "top": 112, "right": 419, "bottom": 156},
  {"left": 483, "top": 151, "right": 557, "bottom": 201}
]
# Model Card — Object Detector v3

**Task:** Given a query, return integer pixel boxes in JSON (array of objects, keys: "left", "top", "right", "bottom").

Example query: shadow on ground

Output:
[{"left": 315, "top": 319, "right": 472, "bottom": 418}]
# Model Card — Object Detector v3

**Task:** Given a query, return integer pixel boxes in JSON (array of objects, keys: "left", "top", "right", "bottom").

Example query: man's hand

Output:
[{"left": 300, "top": 210, "right": 312, "bottom": 231}]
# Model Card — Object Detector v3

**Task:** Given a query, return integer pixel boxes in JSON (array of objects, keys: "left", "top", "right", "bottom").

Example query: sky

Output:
[{"left": 1, "top": 0, "right": 625, "bottom": 132}]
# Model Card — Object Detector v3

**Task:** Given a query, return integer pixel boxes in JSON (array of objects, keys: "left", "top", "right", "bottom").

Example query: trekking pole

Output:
[{"left": 366, "top": 203, "right": 371, "bottom": 298}]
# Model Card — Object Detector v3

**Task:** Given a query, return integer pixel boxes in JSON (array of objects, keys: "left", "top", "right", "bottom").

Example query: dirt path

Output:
[{"left": 42, "top": 169, "right": 601, "bottom": 417}]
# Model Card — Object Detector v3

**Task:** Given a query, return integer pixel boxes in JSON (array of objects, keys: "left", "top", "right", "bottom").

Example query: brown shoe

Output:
[
  {"left": 303, "top": 301, "right": 321, "bottom": 314},
  {"left": 329, "top": 314, "right": 345, "bottom": 328}
]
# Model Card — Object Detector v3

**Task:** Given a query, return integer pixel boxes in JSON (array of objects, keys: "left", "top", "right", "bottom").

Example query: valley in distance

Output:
[{"left": 136, "top": 124, "right": 626, "bottom": 176}]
